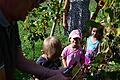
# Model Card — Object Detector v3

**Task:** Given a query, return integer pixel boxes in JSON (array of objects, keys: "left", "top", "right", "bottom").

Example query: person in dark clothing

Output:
[
  {"left": 36, "top": 36, "right": 62, "bottom": 70},
  {"left": 37, "top": 57, "right": 61, "bottom": 70},
  {"left": 34, "top": 36, "right": 62, "bottom": 80},
  {"left": 0, "top": 0, "right": 68, "bottom": 80}
]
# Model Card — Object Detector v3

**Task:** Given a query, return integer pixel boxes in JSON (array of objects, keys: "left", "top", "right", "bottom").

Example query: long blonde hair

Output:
[{"left": 42, "top": 36, "right": 62, "bottom": 59}]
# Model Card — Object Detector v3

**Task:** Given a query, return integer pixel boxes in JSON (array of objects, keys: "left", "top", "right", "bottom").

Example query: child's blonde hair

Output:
[{"left": 42, "top": 36, "right": 62, "bottom": 59}]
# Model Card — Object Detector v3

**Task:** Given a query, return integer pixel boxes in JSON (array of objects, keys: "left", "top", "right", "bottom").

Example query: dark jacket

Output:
[{"left": 0, "top": 10, "right": 21, "bottom": 80}]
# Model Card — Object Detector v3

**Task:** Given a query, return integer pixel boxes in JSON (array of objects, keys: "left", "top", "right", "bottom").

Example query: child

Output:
[
  {"left": 34, "top": 36, "right": 62, "bottom": 80},
  {"left": 85, "top": 26, "right": 100, "bottom": 65},
  {"left": 36, "top": 36, "right": 62, "bottom": 70},
  {"left": 61, "top": 29, "right": 85, "bottom": 71}
]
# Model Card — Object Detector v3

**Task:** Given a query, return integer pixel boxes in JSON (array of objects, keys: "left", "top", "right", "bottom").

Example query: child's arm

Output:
[
  {"left": 96, "top": 43, "right": 101, "bottom": 56},
  {"left": 84, "top": 37, "right": 89, "bottom": 54},
  {"left": 62, "top": 57, "right": 67, "bottom": 68}
]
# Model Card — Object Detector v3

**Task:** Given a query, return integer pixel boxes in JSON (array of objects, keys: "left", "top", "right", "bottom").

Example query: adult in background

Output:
[
  {"left": 63, "top": 0, "right": 100, "bottom": 36},
  {"left": 0, "top": 0, "right": 68, "bottom": 80}
]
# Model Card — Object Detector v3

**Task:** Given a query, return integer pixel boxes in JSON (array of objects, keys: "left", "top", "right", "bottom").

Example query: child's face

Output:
[
  {"left": 91, "top": 28, "right": 98, "bottom": 37},
  {"left": 70, "top": 37, "right": 81, "bottom": 48}
]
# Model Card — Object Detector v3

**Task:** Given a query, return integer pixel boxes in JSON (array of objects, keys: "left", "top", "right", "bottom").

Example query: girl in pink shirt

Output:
[{"left": 61, "top": 29, "right": 85, "bottom": 68}]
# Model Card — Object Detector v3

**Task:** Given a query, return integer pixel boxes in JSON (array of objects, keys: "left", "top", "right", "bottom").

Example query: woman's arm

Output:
[
  {"left": 16, "top": 48, "right": 67, "bottom": 80},
  {"left": 63, "top": 0, "right": 70, "bottom": 30}
]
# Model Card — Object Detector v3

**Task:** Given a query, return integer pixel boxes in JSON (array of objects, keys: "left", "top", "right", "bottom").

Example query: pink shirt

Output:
[{"left": 61, "top": 45, "right": 85, "bottom": 67}]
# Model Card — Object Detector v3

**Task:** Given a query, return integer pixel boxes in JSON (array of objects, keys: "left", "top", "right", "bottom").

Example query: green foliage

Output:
[
  {"left": 16, "top": 0, "right": 120, "bottom": 79},
  {"left": 86, "top": 0, "right": 120, "bottom": 79},
  {"left": 14, "top": 69, "right": 31, "bottom": 80},
  {"left": 17, "top": 0, "right": 67, "bottom": 79}
]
